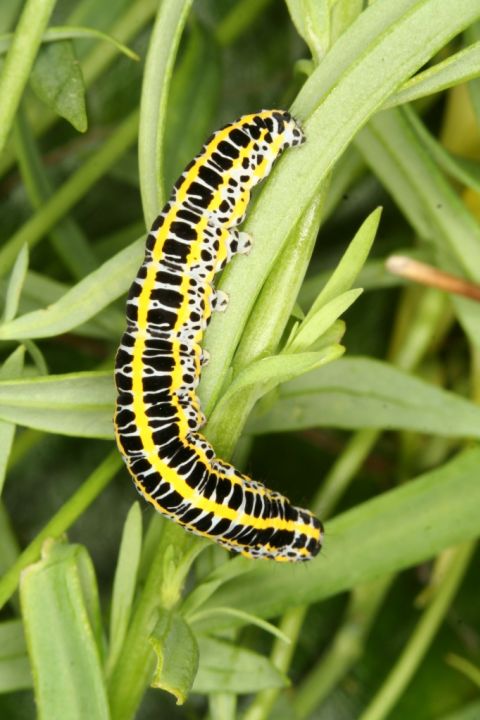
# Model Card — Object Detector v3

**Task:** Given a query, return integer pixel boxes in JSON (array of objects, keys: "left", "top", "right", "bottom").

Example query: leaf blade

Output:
[
  {"left": 0, "top": 371, "right": 114, "bottom": 438},
  {"left": 248, "top": 357, "right": 480, "bottom": 438},
  {"left": 20, "top": 541, "right": 110, "bottom": 720}
]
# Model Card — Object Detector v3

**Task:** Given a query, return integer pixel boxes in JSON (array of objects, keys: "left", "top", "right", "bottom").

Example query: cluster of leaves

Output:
[{"left": 0, "top": 1, "right": 480, "bottom": 719}]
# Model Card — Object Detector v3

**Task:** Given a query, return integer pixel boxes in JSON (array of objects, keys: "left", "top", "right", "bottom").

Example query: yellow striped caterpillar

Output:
[{"left": 114, "top": 110, "right": 323, "bottom": 561}]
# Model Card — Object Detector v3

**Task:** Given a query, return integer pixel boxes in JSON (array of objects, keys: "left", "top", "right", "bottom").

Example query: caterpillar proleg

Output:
[{"left": 114, "top": 110, "right": 323, "bottom": 561}]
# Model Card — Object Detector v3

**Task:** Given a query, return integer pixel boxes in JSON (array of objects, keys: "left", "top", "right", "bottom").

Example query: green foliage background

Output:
[{"left": 0, "top": 1, "right": 480, "bottom": 719}]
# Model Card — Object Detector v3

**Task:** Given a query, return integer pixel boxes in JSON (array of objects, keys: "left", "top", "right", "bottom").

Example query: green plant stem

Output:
[
  {"left": 0, "top": 108, "right": 139, "bottom": 277},
  {"left": 232, "top": 190, "right": 327, "bottom": 373},
  {"left": 242, "top": 608, "right": 306, "bottom": 720},
  {"left": 0, "top": 449, "right": 121, "bottom": 611},
  {"left": 209, "top": 693, "right": 237, "bottom": 720},
  {"left": 0, "top": 0, "right": 57, "bottom": 157},
  {"left": 388, "top": 288, "right": 449, "bottom": 371},
  {"left": 294, "top": 577, "right": 391, "bottom": 719},
  {"left": 138, "top": 0, "right": 194, "bottom": 225},
  {"left": 358, "top": 542, "right": 475, "bottom": 720},
  {"left": 107, "top": 523, "right": 205, "bottom": 720}
]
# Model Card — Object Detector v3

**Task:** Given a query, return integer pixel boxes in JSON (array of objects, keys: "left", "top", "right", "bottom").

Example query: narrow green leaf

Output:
[
  {"left": 2, "top": 244, "right": 28, "bottom": 323},
  {"left": 107, "top": 521, "right": 206, "bottom": 720},
  {"left": 219, "top": 347, "right": 345, "bottom": 409},
  {"left": 286, "top": 288, "right": 362, "bottom": 352},
  {"left": 330, "top": 0, "right": 364, "bottom": 43},
  {"left": 0, "top": 371, "right": 114, "bottom": 438},
  {"left": 0, "top": 504, "right": 21, "bottom": 580},
  {"left": 0, "top": 345, "right": 25, "bottom": 380},
  {"left": 182, "top": 560, "right": 254, "bottom": 618},
  {"left": 0, "top": 346, "right": 25, "bottom": 496},
  {"left": 139, "top": 0, "right": 195, "bottom": 223},
  {"left": 384, "top": 40, "right": 480, "bottom": 109},
  {"left": 197, "top": 447, "right": 480, "bottom": 625},
  {"left": 0, "top": 0, "right": 57, "bottom": 156},
  {"left": 230, "top": 188, "right": 327, "bottom": 381},
  {"left": 0, "top": 657, "right": 31, "bottom": 694},
  {"left": 108, "top": 502, "right": 143, "bottom": 673},
  {"left": 248, "top": 356, "right": 480, "bottom": 438},
  {"left": 24, "top": 340, "right": 48, "bottom": 376},
  {"left": 0, "top": 619, "right": 32, "bottom": 693},
  {"left": 407, "top": 108, "right": 480, "bottom": 194},
  {"left": 299, "top": 247, "right": 433, "bottom": 309},
  {"left": 150, "top": 609, "right": 199, "bottom": 705},
  {"left": 307, "top": 207, "right": 381, "bottom": 315},
  {"left": 74, "top": 542, "right": 105, "bottom": 662},
  {"left": 0, "top": 25, "right": 140, "bottom": 60},
  {"left": 30, "top": 40, "right": 87, "bottom": 132},
  {"left": 193, "top": 637, "right": 288, "bottom": 694},
  {"left": 0, "top": 270, "right": 125, "bottom": 340},
  {"left": 207, "top": 346, "right": 344, "bottom": 458},
  {"left": 282, "top": 203, "right": 378, "bottom": 361},
  {"left": 189, "top": 607, "right": 290, "bottom": 644},
  {"left": 0, "top": 240, "right": 143, "bottom": 340},
  {"left": 285, "top": 0, "right": 330, "bottom": 63},
  {"left": 20, "top": 541, "right": 109, "bottom": 720}
]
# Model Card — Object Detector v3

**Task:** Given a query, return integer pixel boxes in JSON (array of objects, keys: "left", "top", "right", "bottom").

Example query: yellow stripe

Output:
[
  {"left": 129, "top": 470, "right": 320, "bottom": 558},
  {"left": 129, "top": 113, "right": 318, "bottom": 539},
  {"left": 134, "top": 121, "right": 265, "bottom": 474}
]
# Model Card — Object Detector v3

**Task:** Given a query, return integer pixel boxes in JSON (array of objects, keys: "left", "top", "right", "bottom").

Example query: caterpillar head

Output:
[{"left": 263, "top": 109, "right": 306, "bottom": 149}]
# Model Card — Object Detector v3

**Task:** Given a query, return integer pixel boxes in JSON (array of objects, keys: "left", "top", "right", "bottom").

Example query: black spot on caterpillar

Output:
[{"left": 114, "top": 110, "right": 323, "bottom": 561}]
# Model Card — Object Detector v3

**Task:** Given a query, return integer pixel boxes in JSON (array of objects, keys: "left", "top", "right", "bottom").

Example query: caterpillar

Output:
[{"left": 114, "top": 109, "right": 323, "bottom": 562}]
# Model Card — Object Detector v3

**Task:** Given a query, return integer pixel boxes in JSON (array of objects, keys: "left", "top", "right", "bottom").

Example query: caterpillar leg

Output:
[
  {"left": 212, "top": 289, "right": 229, "bottom": 312},
  {"left": 229, "top": 229, "right": 253, "bottom": 256},
  {"left": 177, "top": 392, "right": 206, "bottom": 431}
]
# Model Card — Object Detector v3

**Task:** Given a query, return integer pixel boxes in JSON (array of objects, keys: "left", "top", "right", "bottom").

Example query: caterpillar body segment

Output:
[{"left": 114, "top": 109, "right": 323, "bottom": 561}]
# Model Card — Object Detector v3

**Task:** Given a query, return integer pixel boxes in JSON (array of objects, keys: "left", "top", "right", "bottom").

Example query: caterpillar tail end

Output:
[{"left": 239, "top": 508, "right": 323, "bottom": 563}]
